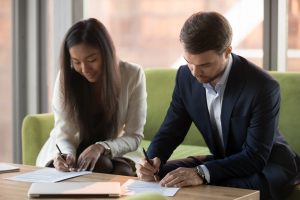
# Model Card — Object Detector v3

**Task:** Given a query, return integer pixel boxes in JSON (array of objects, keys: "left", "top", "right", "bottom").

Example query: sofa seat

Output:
[{"left": 141, "top": 140, "right": 211, "bottom": 160}]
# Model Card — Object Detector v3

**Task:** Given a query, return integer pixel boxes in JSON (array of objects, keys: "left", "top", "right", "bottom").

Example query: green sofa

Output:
[{"left": 22, "top": 69, "right": 300, "bottom": 199}]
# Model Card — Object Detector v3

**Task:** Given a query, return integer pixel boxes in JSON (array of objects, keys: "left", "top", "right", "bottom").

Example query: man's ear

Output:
[{"left": 225, "top": 46, "right": 232, "bottom": 58}]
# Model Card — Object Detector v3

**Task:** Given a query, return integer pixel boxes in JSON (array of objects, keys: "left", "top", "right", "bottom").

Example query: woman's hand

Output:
[
  {"left": 53, "top": 153, "right": 76, "bottom": 172},
  {"left": 136, "top": 157, "right": 161, "bottom": 181},
  {"left": 77, "top": 144, "right": 105, "bottom": 171}
]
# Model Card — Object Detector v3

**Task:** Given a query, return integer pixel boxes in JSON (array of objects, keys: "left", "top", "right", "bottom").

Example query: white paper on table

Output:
[
  {"left": 5, "top": 167, "right": 91, "bottom": 183},
  {"left": 122, "top": 179, "right": 180, "bottom": 197}
]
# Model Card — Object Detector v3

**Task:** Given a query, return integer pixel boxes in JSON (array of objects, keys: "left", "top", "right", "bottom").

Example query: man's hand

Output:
[
  {"left": 77, "top": 144, "right": 105, "bottom": 171},
  {"left": 53, "top": 153, "right": 76, "bottom": 172},
  {"left": 136, "top": 157, "right": 161, "bottom": 181},
  {"left": 160, "top": 167, "right": 203, "bottom": 187}
]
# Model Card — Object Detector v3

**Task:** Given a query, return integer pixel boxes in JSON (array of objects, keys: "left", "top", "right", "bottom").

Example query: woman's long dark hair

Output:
[{"left": 60, "top": 18, "right": 120, "bottom": 149}]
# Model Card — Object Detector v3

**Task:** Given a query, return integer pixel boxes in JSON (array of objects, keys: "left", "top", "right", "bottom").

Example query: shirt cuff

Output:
[{"left": 200, "top": 165, "right": 211, "bottom": 183}]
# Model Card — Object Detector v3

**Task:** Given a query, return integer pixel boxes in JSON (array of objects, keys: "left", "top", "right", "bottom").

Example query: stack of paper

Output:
[
  {"left": 5, "top": 167, "right": 91, "bottom": 182},
  {"left": 0, "top": 163, "right": 19, "bottom": 173},
  {"left": 122, "top": 179, "right": 180, "bottom": 196}
]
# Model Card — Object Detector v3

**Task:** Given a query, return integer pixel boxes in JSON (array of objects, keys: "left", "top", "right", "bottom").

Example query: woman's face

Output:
[{"left": 69, "top": 43, "right": 102, "bottom": 83}]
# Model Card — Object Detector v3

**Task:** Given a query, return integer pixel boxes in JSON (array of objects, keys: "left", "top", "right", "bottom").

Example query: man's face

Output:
[{"left": 183, "top": 47, "right": 231, "bottom": 86}]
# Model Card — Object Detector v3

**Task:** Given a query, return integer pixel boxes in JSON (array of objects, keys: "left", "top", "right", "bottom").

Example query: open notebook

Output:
[{"left": 27, "top": 182, "right": 121, "bottom": 198}]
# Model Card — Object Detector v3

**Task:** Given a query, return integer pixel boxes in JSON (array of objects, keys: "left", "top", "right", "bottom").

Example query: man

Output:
[{"left": 136, "top": 12, "right": 300, "bottom": 200}]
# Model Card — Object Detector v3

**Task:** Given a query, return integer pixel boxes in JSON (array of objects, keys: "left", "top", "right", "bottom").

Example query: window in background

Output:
[
  {"left": 0, "top": 0, "right": 12, "bottom": 162},
  {"left": 288, "top": 0, "right": 300, "bottom": 71},
  {"left": 84, "top": 0, "right": 263, "bottom": 68},
  {"left": 47, "top": 0, "right": 54, "bottom": 112}
]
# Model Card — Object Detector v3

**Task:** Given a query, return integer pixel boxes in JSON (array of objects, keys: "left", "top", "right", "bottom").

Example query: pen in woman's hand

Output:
[
  {"left": 56, "top": 144, "right": 63, "bottom": 155},
  {"left": 56, "top": 144, "right": 69, "bottom": 168},
  {"left": 142, "top": 147, "right": 159, "bottom": 182}
]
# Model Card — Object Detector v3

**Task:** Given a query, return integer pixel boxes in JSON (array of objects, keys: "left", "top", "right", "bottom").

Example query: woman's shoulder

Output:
[
  {"left": 119, "top": 60, "right": 142, "bottom": 73},
  {"left": 119, "top": 60, "right": 144, "bottom": 79}
]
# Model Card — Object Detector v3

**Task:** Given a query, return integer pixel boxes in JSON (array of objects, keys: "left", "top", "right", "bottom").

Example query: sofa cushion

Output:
[
  {"left": 270, "top": 72, "right": 300, "bottom": 155},
  {"left": 22, "top": 113, "right": 54, "bottom": 165},
  {"left": 144, "top": 69, "right": 206, "bottom": 147},
  {"left": 141, "top": 140, "right": 210, "bottom": 160}
]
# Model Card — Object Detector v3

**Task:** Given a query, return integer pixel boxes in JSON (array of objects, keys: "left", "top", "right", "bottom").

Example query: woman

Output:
[{"left": 36, "top": 18, "right": 147, "bottom": 176}]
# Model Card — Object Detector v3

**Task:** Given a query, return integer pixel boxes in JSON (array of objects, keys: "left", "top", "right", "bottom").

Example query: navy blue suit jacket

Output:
[{"left": 148, "top": 54, "right": 300, "bottom": 198}]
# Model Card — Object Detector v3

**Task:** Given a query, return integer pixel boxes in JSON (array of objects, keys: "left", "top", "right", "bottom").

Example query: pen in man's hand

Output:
[{"left": 142, "top": 147, "right": 159, "bottom": 182}]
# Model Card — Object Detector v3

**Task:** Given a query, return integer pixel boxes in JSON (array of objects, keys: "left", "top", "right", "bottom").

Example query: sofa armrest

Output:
[{"left": 22, "top": 113, "right": 54, "bottom": 165}]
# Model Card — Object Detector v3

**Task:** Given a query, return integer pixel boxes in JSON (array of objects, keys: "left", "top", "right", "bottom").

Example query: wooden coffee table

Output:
[{"left": 0, "top": 164, "right": 259, "bottom": 200}]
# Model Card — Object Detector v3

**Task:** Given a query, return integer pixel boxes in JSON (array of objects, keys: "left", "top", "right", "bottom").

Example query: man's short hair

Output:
[{"left": 180, "top": 11, "right": 232, "bottom": 54}]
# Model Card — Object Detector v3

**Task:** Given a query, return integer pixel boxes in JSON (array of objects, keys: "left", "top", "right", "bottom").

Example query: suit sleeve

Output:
[
  {"left": 205, "top": 79, "right": 281, "bottom": 183},
  {"left": 147, "top": 66, "right": 192, "bottom": 163}
]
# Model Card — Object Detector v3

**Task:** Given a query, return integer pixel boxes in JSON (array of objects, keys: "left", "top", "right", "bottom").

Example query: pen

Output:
[
  {"left": 142, "top": 147, "right": 159, "bottom": 182},
  {"left": 56, "top": 144, "right": 68, "bottom": 168},
  {"left": 56, "top": 144, "right": 63, "bottom": 156}
]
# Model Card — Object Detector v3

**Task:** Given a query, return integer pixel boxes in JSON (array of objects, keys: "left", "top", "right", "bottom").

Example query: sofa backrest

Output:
[
  {"left": 144, "top": 69, "right": 206, "bottom": 146},
  {"left": 269, "top": 72, "right": 300, "bottom": 154},
  {"left": 144, "top": 69, "right": 300, "bottom": 154},
  {"left": 22, "top": 113, "right": 54, "bottom": 165}
]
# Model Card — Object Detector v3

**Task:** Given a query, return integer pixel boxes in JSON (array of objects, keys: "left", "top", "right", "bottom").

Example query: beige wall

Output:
[{"left": 0, "top": 0, "right": 12, "bottom": 162}]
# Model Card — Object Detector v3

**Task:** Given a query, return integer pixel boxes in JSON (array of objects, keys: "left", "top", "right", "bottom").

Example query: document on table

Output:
[
  {"left": 5, "top": 167, "right": 91, "bottom": 183},
  {"left": 122, "top": 179, "right": 180, "bottom": 197},
  {"left": 0, "top": 163, "right": 19, "bottom": 173}
]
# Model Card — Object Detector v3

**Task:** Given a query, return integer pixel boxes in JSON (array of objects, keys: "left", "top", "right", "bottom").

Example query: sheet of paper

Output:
[
  {"left": 5, "top": 167, "right": 91, "bottom": 183},
  {"left": 0, "top": 163, "right": 19, "bottom": 173},
  {"left": 122, "top": 179, "right": 180, "bottom": 197}
]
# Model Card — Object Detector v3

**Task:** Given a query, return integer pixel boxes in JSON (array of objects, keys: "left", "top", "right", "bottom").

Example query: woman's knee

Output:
[
  {"left": 93, "top": 156, "right": 113, "bottom": 173},
  {"left": 112, "top": 159, "right": 136, "bottom": 176}
]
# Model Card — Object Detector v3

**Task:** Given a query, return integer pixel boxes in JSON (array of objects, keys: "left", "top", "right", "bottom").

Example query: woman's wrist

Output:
[
  {"left": 95, "top": 142, "right": 112, "bottom": 156},
  {"left": 94, "top": 143, "right": 106, "bottom": 155}
]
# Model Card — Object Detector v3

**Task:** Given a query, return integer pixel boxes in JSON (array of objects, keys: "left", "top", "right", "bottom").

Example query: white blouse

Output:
[{"left": 36, "top": 61, "right": 147, "bottom": 167}]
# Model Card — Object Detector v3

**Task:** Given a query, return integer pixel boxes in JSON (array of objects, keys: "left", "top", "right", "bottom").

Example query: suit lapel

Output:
[{"left": 221, "top": 55, "right": 246, "bottom": 151}]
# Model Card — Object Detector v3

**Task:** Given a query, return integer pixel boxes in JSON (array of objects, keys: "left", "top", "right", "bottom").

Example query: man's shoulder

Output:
[
  {"left": 232, "top": 53, "right": 275, "bottom": 82},
  {"left": 176, "top": 65, "right": 193, "bottom": 79}
]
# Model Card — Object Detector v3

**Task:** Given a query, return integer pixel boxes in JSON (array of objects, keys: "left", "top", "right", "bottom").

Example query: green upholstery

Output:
[
  {"left": 123, "top": 192, "right": 167, "bottom": 200},
  {"left": 21, "top": 69, "right": 300, "bottom": 199},
  {"left": 270, "top": 72, "right": 300, "bottom": 154},
  {"left": 22, "top": 113, "right": 54, "bottom": 165},
  {"left": 269, "top": 72, "right": 300, "bottom": 200},
  {"left": 141, "top": 140, "right": 210, "bottom": 160},
  {"left": 143, "top": 69, "right": 210, "bottom": 159},
  {"left": 144, "top": 69, "right": 206, "bottom": 145}
]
